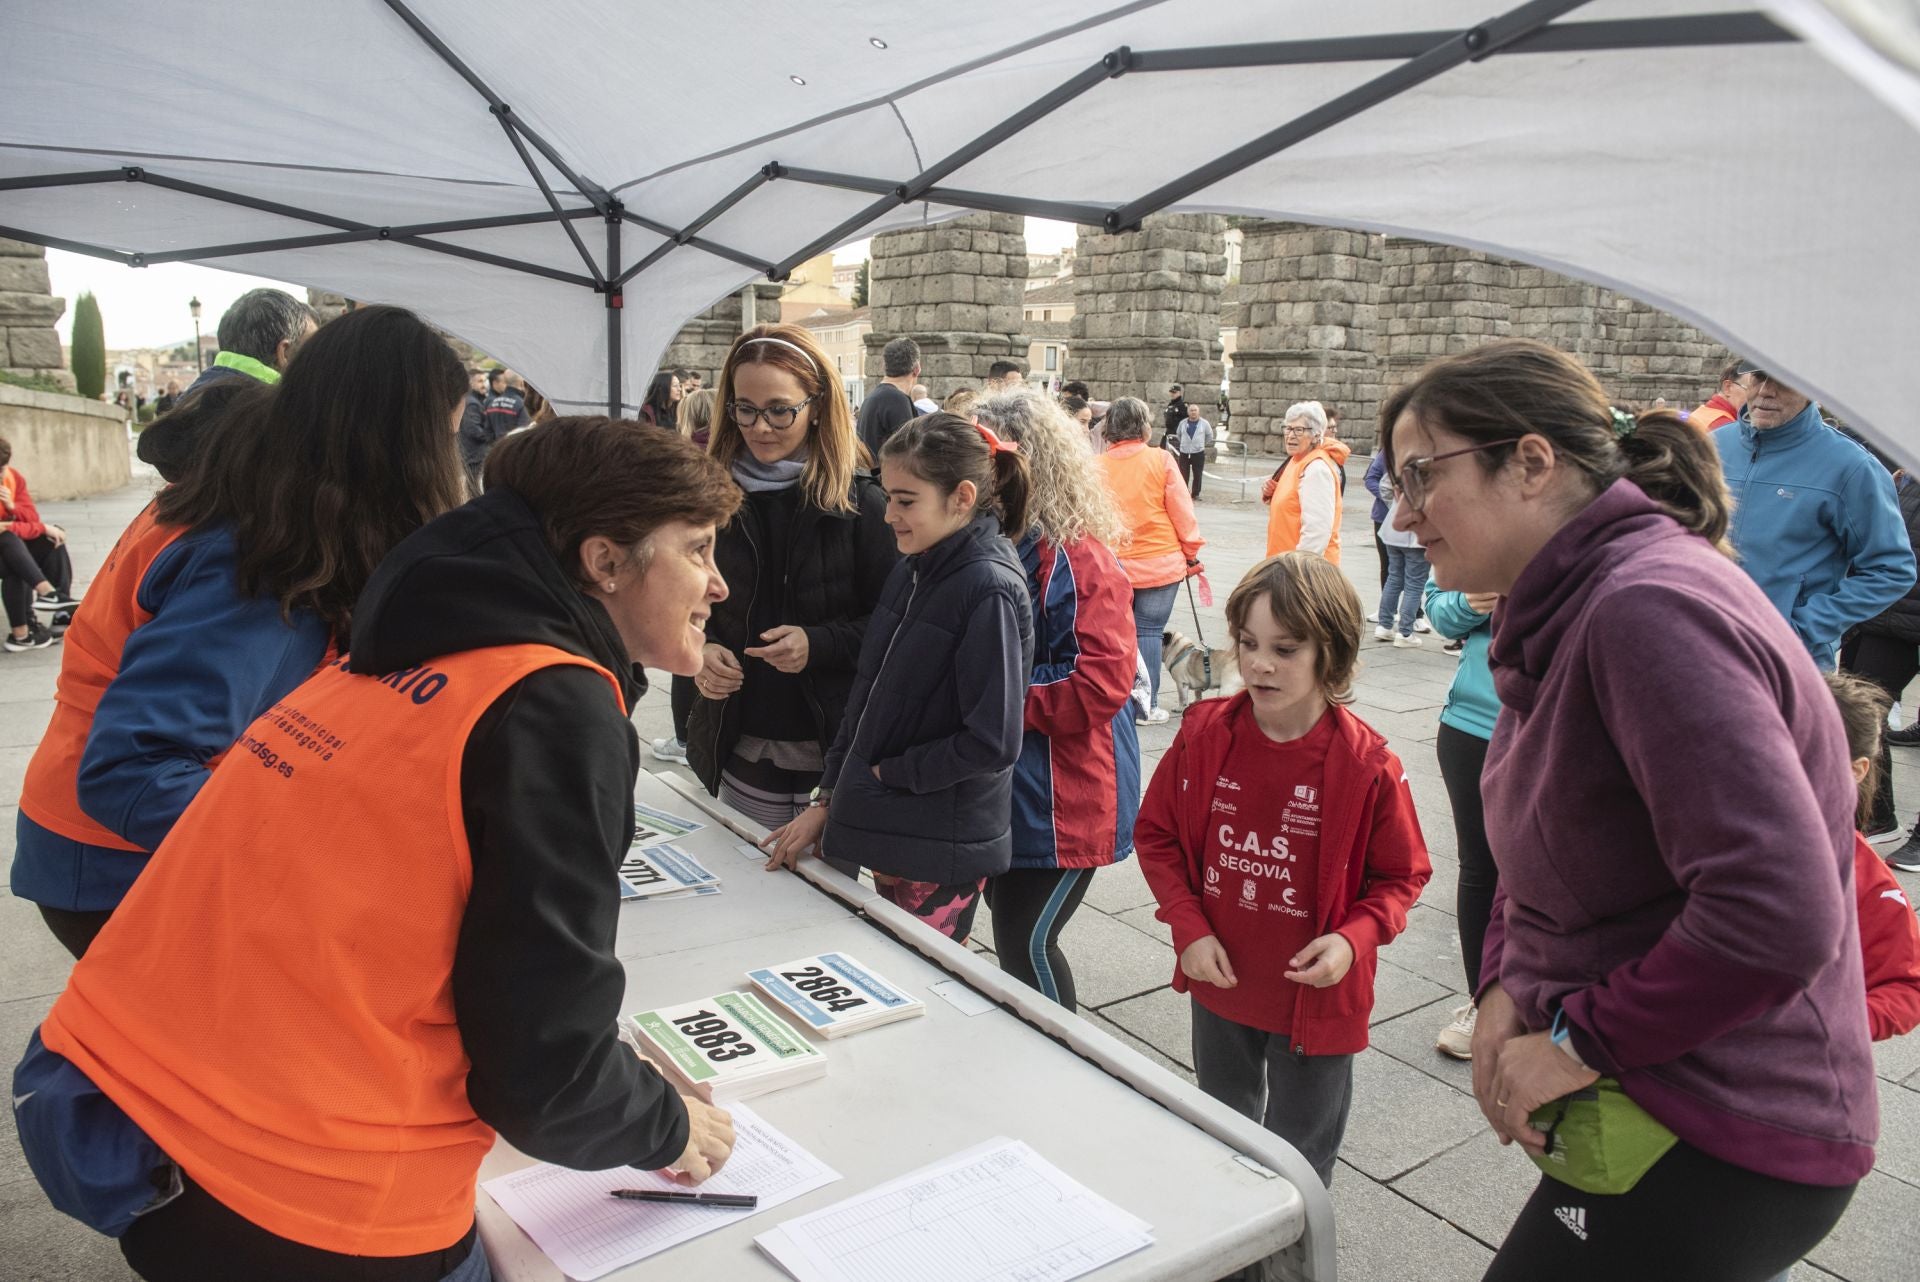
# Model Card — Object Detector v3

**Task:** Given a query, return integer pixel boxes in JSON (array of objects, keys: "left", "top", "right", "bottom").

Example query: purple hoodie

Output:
[{"left": 1480, "top": 479, "right": 1876, "bottom": 1186}]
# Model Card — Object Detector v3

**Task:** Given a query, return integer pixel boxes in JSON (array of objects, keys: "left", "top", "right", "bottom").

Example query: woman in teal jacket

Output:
[{"left": 1423, "top": 573, "right": 1501, "bottom": 1060}]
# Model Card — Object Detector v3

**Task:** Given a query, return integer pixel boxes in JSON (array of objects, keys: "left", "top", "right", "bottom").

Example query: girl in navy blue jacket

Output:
[{"left": 765, "top": 414, "right": 1034, "bottom": 939}]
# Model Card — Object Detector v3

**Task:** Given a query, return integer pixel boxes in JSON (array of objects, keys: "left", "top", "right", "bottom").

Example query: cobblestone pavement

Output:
[{"left": 2, "top": 453, "right": 1916, "bottom": 1280}]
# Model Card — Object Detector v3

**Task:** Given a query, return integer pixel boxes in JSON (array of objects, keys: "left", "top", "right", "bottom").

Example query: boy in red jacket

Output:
[
  {"left": 1138, "top": 552, "right": 1430, "bottom": 1186},
  {"left": 1825, "top": 673, "right": 1920, "bottom": 1041}
]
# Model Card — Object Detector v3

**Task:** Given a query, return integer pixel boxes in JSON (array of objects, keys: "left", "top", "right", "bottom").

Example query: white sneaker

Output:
[
  {"left": 1435, "top": 1003, "right": 1477, "bottom": 1060},
  {"left": 1393, "top": 633, "right": 1423, "bottom": 648},
  {"left": 1374, "top": 625, "right": 1393, "bottom": 642},
  {"left": 1135, "top": 707, "right": 1170, "bottom": 725},
  {"left": 648, "top": 735, "right": 689, "bottom": 765},
  {"left": 1413, "top": 618, "right": 1432, "bottom": 633}
]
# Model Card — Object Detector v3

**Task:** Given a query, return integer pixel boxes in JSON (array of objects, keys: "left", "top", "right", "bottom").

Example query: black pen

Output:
[{"left": 609, "top": 1189, "right": 758, "bottom": 1209}]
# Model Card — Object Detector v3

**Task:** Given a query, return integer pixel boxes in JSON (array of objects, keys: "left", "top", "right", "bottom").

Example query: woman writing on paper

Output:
[{"left": 15, "top": 420, "right": 741, "bottom": 1281}]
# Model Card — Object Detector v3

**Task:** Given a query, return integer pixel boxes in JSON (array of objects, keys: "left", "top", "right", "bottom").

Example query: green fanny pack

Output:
[{"left": 1526, "top": 1077, "right": 1678, "bottom": 1195}]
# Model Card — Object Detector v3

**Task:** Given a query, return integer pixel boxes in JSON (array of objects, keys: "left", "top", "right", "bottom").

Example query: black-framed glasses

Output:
[
  {"left": 1397, "top": 440, "right": 1513, "bottom": 512},
  {"left": 729, "top": 398, "right": 813, "bottom": 429}
]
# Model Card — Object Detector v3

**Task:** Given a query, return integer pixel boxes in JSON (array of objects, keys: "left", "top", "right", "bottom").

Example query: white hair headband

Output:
[{"left": 740, "top": 335, "right": 822, "bottom": 375}]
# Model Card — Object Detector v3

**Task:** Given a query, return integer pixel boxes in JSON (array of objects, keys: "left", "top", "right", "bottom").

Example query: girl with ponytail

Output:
[
  {"left": 763, "top": 413, "right": 1034, "bottom": 941},
  {"left": 1381, "top": 339, "right": 1870, "bottom": 1278}
]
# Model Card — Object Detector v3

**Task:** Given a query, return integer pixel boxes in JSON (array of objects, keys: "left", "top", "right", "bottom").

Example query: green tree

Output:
[
  {"left": 853, "top": 260, "right": 869, "bottom": 309},
  {"left": 70, "top": 291, "right": 105, "bottom": 399}
]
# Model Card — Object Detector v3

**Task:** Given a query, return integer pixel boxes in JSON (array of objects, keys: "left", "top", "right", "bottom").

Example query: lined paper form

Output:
[
  {"left": 756, "top": 1138, "right": 1153, "bottom": 1282},
  {"left": 482, "top": 1105, "right": 838, "bottom": 1279}
]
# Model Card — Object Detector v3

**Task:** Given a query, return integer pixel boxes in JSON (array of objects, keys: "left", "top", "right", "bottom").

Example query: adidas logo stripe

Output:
[{"left": 1555, "top": 1205, "right": 1588, "bottom": 1240}]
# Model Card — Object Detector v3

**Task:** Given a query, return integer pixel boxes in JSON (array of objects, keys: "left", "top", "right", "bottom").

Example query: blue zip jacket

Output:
[
  {"left": 1422, "top": 576, "right": 1497, "bottom": 739},
  {"left": 1363, "top": 450, "right": 1390, "bottom": 524},
  {"left": 1713, "top": 404, "right": 1914, "bottom": 669},
  {"left": 10, "top": 522, "right": 331, "bottom": 910}
]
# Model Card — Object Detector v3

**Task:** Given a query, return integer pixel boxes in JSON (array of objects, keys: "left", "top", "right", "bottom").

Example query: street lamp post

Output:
[{"left": 189, "top": 296, "right": 203, "bottom": 373}]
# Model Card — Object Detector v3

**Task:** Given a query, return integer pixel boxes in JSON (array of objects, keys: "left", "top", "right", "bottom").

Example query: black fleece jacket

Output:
[{"left": 347, "top": 486, "right": 687, "bottom": 1171}]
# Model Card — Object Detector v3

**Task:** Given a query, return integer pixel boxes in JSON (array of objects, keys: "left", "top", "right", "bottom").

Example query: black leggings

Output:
[
  {"left": 1, "top": 530, "right": 68, "bottom": 629},
  {"left": 1483, "top": 1139, "right": 1855, "bottom": 1282},
  {"left": 1841, "top": 631, "right": 1917, "bottom": 834},
  {"left": 1436, "top": 723, "right": 1498, "bottom": 992},
  {"left": 669, "top": 673, "right": 695, "bottom": 743},
  {"left": 39, "top": 904, "right": 112, "bottom": 961},
  {"left": 983, "top": 866, "right": 1095, "bottom": 1011},
  {"left": 122, "top": 1171, "right": 482, "bottom": 1281}
]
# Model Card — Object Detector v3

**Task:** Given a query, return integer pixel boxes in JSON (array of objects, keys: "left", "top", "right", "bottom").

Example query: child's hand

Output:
[
  {"left": 1179, "top": 936, "right": 1238, "bottom": 989},
  {"left": 1285, "top": 933, "right": 1355, "bottom": 988},
  {"left": 762, "top": 807, "right": 826, "bottom": 872}
]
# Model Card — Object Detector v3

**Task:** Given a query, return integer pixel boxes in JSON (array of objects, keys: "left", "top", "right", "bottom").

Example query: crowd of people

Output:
[{"left": 6, "top": 285, "right": 1918, "bottom": 1282}]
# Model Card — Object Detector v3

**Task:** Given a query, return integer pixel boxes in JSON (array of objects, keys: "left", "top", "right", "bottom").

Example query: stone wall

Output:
[
  {"left": 1227, "top": 222, "right": 1384, "bottom": 455},
  {"left": 1222, "top": 221, "right": 1727, "bottom": 454},
  {"left": 863, "top": 213, "right": 1027, "bottom": 399},
  {"left": 1069, "top": 214, "right": 1226, "bottom": 407},
  {"left": 0, "top": 240, "right": 73, "bottom": 391},
  {"left": 0, "top": 383, "right": 130, "bottom": 498},
  {"left": 661, "top": 282, "right": 784, "bottom": 384}
]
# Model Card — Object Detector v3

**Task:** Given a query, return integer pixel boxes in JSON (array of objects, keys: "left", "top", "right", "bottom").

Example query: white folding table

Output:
[{"left": 475, "top": 771, "right": 1336, "bottom": 1282}]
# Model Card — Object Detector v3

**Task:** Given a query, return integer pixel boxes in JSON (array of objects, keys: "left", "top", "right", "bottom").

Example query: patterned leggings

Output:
[{"left": 874, "top": 873, "right": 987, "bottom": 942}]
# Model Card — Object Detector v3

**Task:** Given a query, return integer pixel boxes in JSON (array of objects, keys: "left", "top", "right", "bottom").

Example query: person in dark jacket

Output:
[
  {"left": 14, "top": 420, "right": 741, "bottom": 1279},
  {"left": 764, "top": 414, "right": 1035, "bottom": 940},
  {"left": 686, "top": 325, "right": 896, "bottom": 858},
  {"left": 481, "top": 367, "right": 530, "bottom": 444},
  {"left": 137, "top": 289, "right": 319, "bottom": 482},
  {"left": 1162, "top": 384, "right": 1188, "bottom": 449},
  {"left": 974, "top": 391, "right": 1140, "bottom": 1010},
  {"left": 456, "top": 368, "right": 491, "bottom": 481},
  {"left": 1844, "top": 466, "right": 1920, "bottom": 861}
]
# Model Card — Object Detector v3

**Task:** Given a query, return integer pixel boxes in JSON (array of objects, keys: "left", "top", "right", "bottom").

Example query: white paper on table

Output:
[
  {"left": 482, "top": 1104, "right": 838, "bottom": 1280},
  {"left": 755, "top": 1137, "right": 1152, "bottom": 1282}
]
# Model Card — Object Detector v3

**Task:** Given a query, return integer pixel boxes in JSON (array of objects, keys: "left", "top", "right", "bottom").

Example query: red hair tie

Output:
[{"left": 975, "top": 423, "right": 1020, "bottom": 455}]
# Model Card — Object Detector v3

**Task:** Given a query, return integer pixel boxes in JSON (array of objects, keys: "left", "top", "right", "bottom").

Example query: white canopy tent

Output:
[{"left": 4, "top": 1, "right": 1917, "bottom": 456}]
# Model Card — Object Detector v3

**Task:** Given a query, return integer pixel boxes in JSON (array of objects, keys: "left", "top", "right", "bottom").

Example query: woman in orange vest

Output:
[
  {"left": 1261, "top": 401, "right": 1344, "bottom": 563},
  {"left": 1093, "top": 396, "right": 1205, "bottom": 725},
  {"left": 14, "top": 420, "right": 742, "bottom": 1281},
  {"left": 10, "top": 306, "right": 472, "bottom": 959}
]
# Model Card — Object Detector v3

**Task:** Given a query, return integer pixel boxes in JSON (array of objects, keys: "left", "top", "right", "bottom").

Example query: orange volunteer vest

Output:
[
  {"left": 1099, "top": 444, "right": 1184, "bottom": 564},
  {"left": 1265, "top": 446, "right": 1344, "bottom": 563},
  {"left": 19, "top": 503, "right": 188, "bottom": 852},
  {"left": 41, "top": 642, "right": 624, "bottom": 1257}
]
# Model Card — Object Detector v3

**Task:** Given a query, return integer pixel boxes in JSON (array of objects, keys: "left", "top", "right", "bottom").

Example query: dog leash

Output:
[{"left": 1184, "top": 576, "right": 1215, "bottom": 690}]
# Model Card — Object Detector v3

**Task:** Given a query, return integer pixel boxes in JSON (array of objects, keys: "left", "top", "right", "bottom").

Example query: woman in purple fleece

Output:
[{"left": 1383, "top": 340, "right": 1873, "bottom": 1281}]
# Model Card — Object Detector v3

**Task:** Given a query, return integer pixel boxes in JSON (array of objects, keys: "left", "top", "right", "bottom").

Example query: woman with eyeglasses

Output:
[
  {"left": 686, "top": 325, "right": 896, "bottom": 854},
  {"left": 1384, "top": 340, "right": 1871, "bottom": 1280},
  {"left": 1261, "top": 401, "right": 1343, "bottom": 562}
]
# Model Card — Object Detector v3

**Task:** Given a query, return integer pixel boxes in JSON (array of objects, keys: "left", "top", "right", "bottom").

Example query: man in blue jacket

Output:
[{"left": 1713, "top": 369, "right": 1913, "bottom": 669}]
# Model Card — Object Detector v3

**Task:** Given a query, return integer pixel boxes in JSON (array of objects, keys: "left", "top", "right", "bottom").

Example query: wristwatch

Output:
[
  {"left": 806, "top": 786, "right": 832, "bottom": 810},
  {"left": 1550, "top": 1008, "right": 1591, "bottom": 1070}
]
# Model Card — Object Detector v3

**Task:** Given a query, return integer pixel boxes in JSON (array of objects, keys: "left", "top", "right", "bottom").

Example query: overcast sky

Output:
[{"left": 46, "top": 217, "right": 1080, "bottom": 350}]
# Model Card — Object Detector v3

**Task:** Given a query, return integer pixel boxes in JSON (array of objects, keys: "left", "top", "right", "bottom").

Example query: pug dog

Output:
[{"left": 1161, "top": 629, "right": 1240, "bottom": 709}]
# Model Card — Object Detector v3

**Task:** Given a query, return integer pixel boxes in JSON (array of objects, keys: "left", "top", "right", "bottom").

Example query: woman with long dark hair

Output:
[
  {"left": 1384, "top": 339, "right": 1872, "bottom": 1280},
  {"left": 686, "top": 325, "right": 895, "bottom": 856},
  {"left": 11, "top": 305, "right": 470, "bottom": 958},
  {"left": 15, "top": 420, "right": 741, "bottom": 1281},
  {"left": 640, "top": 370, "right": 681, "bottom": 429}
]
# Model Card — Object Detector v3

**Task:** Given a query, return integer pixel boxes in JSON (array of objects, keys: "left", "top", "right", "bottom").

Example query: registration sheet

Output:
[
  {"left": 755, "top": 1138, "right": 1152, "bottom": 1282},
  {"left": 481, "top": 1105, "right": 838, "bottom": 1280}
]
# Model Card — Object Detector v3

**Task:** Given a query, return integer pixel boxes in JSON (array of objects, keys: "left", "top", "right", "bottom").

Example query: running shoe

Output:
[
  {"left": 5, "top": 620, "right": 57, "bottom": 651},
  {"left": 647, "top": 735, "right": 690, "bottom": 766},
  {"left": 1435, "top": 1003, "right": 1477, "bottom": 1060}
]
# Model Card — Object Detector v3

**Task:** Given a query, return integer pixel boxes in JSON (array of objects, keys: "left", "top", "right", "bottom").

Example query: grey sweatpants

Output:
[{"left": 1189, "top": 997, "right": 1354, "bottom": 1188}]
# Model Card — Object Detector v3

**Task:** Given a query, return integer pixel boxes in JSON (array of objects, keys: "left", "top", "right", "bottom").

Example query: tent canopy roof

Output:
[{"left": 5, "top": 1, "right": 1917, "bottom": 458}]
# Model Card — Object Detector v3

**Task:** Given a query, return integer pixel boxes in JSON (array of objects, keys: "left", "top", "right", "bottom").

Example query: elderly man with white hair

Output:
[{"left": 1260, "top": 401, "right": 1345, "bottom": 562}]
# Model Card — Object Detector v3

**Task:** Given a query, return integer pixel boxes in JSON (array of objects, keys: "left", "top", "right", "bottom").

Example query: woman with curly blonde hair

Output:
[{"left": 971, "top": 390, "right": 1141, "bottom": 1010}]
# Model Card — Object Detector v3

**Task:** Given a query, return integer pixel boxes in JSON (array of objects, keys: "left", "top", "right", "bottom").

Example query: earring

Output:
[{"left": 604, "top": 581, "right": 617, "bottom": 592}]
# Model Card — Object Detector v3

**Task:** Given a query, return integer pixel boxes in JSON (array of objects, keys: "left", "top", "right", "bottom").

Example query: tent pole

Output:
[{"left": 607, "top": 210, "right": 622, "bottom": 418}]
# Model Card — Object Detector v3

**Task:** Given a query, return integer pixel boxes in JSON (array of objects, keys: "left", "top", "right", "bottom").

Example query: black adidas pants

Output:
[{"left": 1482, "top": 1139, "right": 1855, "bottom": 1282}]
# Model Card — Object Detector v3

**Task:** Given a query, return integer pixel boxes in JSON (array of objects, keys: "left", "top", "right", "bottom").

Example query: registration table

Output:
[{"left": 475, "top": 771, "right": 1336, "bottom": 1282}]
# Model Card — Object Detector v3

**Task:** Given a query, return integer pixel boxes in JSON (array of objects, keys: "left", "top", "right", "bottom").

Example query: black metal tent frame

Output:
[{"left": 0, "top": 1, "right": 1795, "bottom": 414}]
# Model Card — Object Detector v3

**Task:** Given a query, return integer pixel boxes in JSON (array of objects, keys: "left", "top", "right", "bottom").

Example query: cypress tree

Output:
[
  {"left": 70, "top": 291, "right": 105, "bottom": 399},
  {"left": 852, "top": 260, "right": 869, "bottom": 309}
]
